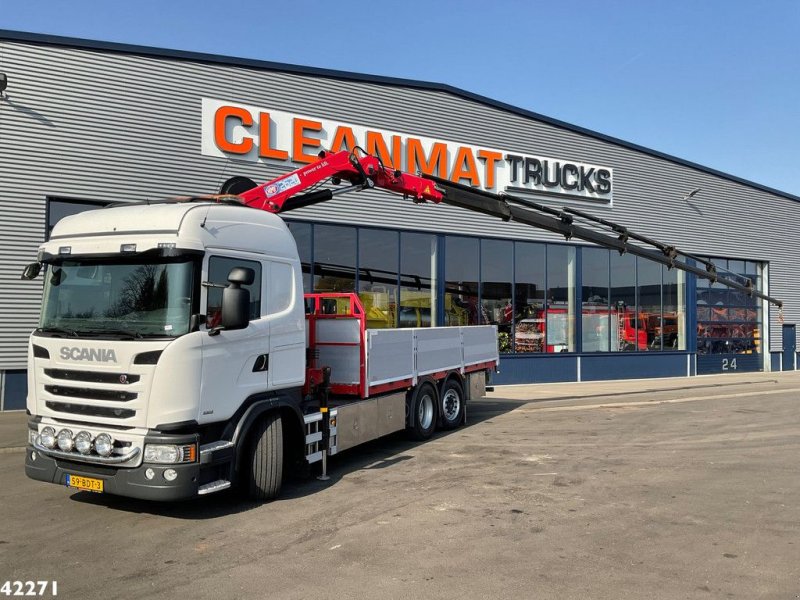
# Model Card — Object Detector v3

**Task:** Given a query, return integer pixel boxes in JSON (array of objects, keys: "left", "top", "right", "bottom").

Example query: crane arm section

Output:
[
  {"left": 230, "top": 149, "right": 782, "bottom": 308},
  {"left": 237, "top": 149, "right": 443, "bottom": 213},
  {"left": 424, "top": 174, "right": 782, "bottom": 307}
]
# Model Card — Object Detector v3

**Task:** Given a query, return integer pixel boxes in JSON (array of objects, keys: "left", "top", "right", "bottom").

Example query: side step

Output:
[
  {"left": 304, "top": 410, "right": 338, "bottom": 464},
  {"left": 199, "top": 440, "right": 235, "bottom": 456},
  {"left": 198, "top": 480, "right": 231, "bottom": 495}
]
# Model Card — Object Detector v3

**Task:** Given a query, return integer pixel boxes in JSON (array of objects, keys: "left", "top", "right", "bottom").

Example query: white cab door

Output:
[{"left": 199, "top": 252, "right": 270, "bottom": 424}]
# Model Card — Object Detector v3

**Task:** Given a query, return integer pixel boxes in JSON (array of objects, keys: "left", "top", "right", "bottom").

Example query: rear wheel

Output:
[
  {"left": 247, "top": 413, "right": 284, "bottom": 501},
  {"left": 440, "top": 378, "right": 465, "bottom": 430},
  {"left": 408, "top": 382, "right": 438, "bottom": 440}
]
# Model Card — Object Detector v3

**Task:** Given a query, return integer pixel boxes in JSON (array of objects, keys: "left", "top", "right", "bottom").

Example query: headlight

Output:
[
  {"left": 56, "top": 429, "right": 74, "bottom": 452},
  {"left": 40, "top": 426, "right": 56, "bottom": 449},
  {"left": 144, "top": 444, "right": 179, "bottom": 463},
  {"left": 74, "top": 431, "right": 93, "bottom": 455},
  {"left": 144, "top": 444, "right": 196, "bottom": 464},
  {"left": 28, "top": 429, "right": 38, "bottom": 445},
  {"left": 94, "top": 433, "right": 114, "bottom": 457}
]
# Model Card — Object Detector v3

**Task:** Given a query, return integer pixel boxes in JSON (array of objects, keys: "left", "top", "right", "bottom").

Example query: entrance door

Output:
[{"left": 782, "top": 324, "right": 796, "bottom": 371}]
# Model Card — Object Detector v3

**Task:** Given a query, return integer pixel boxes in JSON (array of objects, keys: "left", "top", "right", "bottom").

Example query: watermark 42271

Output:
[{"left": 1, "top": 582, "right": 57, "bottom": 596}]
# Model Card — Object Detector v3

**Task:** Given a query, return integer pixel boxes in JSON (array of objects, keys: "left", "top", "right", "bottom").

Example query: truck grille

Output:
[
  {"left": 40, "top": 365, "right": 147, "bottom": 424},
  {"left": 45, "top": 401, "right": 136, "bottom": 420},
  {"left": 45, "top": 385, "right": 137, "bottom": 402},
  {"left": 45, "top": 368, "right": 140, "bottom": 385}
]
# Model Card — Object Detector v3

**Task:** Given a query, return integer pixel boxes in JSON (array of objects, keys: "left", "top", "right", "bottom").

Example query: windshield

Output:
[{"left": 40, "top": 257, "right": 196, "bottom": 338}]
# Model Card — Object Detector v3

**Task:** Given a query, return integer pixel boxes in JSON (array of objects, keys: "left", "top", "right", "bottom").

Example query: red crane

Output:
[{"left": 217, "top": 147, "right": 782, "bottom": 308}]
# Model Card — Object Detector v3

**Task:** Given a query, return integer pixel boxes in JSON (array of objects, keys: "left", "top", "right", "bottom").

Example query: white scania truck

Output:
[
  {"left": 22, "top": 150, "right": 499, "bottom": 501},
  {"left": 22, "top": 149, "right": 782, "bottom": 501}
]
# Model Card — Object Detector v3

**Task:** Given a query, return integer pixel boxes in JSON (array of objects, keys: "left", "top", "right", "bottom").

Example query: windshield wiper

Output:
[
  {"left": 37, "top": 326, "right": 78, "bottom": 338},
  {"left": 82, "top": 329, "right": 144, "bottom": 340}
]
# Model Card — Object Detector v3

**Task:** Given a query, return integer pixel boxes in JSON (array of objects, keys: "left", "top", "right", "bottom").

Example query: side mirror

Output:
[
  {"left": 21, "top": 262, "right": 42, "bottom": 280},
  {"left": 221, "top": 286, "right": 250, "bottom": 330},
  {"left": 209, "top": 267, "right": 255, "bottom": 335}
]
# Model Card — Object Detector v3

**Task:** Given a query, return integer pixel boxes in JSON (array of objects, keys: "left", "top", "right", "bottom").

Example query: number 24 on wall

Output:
[{"left": 722, "top": 358, "right": 737, "bottom": 371}]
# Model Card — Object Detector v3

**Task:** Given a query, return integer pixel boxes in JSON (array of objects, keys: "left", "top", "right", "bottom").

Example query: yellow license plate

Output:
[{"left": 66, "top": 474, "right": 104, "bottom": 493}]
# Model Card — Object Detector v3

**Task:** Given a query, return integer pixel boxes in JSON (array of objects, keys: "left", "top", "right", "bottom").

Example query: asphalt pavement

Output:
[
  {"left": 0, "top": 370, "right": 787, "bottom": 449},
  {"left": 1, "top": 371, "right": 799, "bottom": 599}
]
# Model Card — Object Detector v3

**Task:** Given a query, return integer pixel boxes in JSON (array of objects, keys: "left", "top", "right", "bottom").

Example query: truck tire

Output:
[
  {"left": 408, "top": 381, "right": 437, "bottom": 440},
  {"left": 247, "top": 413, "right": 284, "bottom": 501},
  {"left": 439, "top": 378, "right": 465, "bottom": 430}
]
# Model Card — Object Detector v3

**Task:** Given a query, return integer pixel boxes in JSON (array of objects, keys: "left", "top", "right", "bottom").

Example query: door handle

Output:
[{"left": 252, "top": 354, "right": 269, "bottom": 372}]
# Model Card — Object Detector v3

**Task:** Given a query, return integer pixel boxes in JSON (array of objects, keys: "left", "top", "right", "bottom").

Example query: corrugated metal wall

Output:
[{"left": 0, "top": 37, "right": 796, "bottom": 369}]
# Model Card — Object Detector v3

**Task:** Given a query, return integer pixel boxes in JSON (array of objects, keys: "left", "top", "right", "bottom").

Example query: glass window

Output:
[
  {"left": 314, "top": 224, "right": 356, "bottom": 292},
  {"left": 696, "top": 257, "right": 762, "bottom": 355},
  {"left": 358, "top": 228, "right": 399, "bottom": 329},
  {"left": 399, "top": 232, "right": 436, "bottom": 328},
  {"left": 287, "top": 221, "right": 312, "bottom": 293},
  {"left": 638, "top": 257, "right": 662, "bottom": 351},
  {"left": 610, "top": 252, "right": 639, "bottom": 351},
  {"left": 581, "top": 248, "right": 610, "bottom": 352},
  {"left": 445, "top": 236, "right": 479, "bottom": 326},
  {"left": 546, "top": 245, "right": 576, "bottom": 352},
  {"left": 481, "top": 239, "right": 513, "bottom": 352},
  {"left": 513, "top": 242, "right": 546, "bottom": 353},
  {"left": 662, "top": 267, "right": 685, "bottom": 350},
  {"left": 728, "top": 260, "right": 745, "bottom": 277},
  {"left": 708, "top": 258, "right": 729, "bottom": 307},
  {"left": 41, "top": 256, "right": 197, "bottom": 338},
  {"left": 207, "top": 256, "right": 262, "bottom": 325}
]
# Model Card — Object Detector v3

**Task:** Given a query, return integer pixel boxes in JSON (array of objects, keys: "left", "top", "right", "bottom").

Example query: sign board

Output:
[{"left": 201, "top": 98, "right": 613, "bottom": 204}]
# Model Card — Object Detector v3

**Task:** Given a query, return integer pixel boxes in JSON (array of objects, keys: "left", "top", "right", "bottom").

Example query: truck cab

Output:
[{"left": 25, "top": 201, "right": 308, "bottom": 500}]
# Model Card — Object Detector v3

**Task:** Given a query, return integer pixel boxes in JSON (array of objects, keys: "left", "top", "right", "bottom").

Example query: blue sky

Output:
[{"left": 2, "top": 0, "right": 799, "bottom": 196}]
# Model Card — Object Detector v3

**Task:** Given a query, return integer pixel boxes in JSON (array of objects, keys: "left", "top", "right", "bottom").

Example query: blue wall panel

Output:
[
  {"left": 581, "top": 353, "right": 688, "bottom": 381},
  {"left": 494, "top": 355, "right": 578, "bottom": 385},
  {"left": 3, "top": 370, "right": 27, "bottom": 410},
  {"left": 494, "top": 353, "right": 694, "bottom": 385},
  {"left": 697, "top": 353, "right": 762, "bottom": 375}
]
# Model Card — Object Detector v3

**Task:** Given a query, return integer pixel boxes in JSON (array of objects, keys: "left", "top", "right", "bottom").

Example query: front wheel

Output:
[
  {"left": 247, "top": 413, "right": 284, "bottom": 501},
  {"left": 439, "top": 378, "right": 465, "bottom": 430},
  {"left": 407, "top": 382, "right": 438, "bottom": 440}
]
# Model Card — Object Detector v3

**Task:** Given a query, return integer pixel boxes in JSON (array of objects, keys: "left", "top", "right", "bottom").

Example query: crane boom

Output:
[
  {"left": 423, "top": 174, "right": 782, "bottom": 307},
  {"left": 229, "top": 149, "right": 782, "bottom": 308},
  {"left": 237, "top": 149, "right": 443, "bottom": 212}
]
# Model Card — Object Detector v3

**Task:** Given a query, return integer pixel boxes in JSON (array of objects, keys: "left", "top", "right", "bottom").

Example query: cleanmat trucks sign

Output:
[{"left": 201, "top": 98, "right": 613, "bottom": 204}]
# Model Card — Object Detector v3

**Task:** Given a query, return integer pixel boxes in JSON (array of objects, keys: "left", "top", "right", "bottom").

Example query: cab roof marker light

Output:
[
  {"left": 58, "top": 246, "right": 71, "bottom": 255},
  {"left": 158, "top": 242, "right": 179, "bottom": 257},
  {"left": 120, "top": 243, "right": 137, "bottom": 253}
]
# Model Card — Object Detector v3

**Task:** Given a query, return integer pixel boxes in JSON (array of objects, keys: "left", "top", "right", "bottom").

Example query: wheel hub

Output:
[{"left": 442, "top": 389, "right": 460, "bottom": 420}]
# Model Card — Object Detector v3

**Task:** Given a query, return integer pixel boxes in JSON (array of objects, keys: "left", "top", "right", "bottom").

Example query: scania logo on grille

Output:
[{"left": 59, "top": 347, "right": 118, "bottom": 363}]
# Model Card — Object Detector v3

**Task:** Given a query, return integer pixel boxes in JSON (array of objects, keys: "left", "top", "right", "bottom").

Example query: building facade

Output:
[{"left": 1, "top": 30, "right": 797, "bottom": 410}]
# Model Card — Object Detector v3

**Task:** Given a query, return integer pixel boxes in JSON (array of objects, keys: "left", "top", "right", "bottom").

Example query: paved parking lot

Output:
[{"left": 2, "top": 373, "right": 799, "bottom": 599}]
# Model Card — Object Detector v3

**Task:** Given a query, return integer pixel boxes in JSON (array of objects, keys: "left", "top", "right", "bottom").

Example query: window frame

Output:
[{"left": 204, "top": 253, "right": 264, "bottom": 327}]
